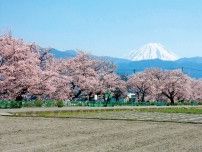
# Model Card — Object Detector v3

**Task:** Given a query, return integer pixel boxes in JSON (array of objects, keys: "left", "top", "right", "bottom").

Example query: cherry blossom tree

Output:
[
  {"left": 0, "top": 34, "right": 41, "bottom": 100},
  {"left": 92, "top": 57, "right": 127, "bottom": 101},
  {"left": 191, "top": 79, "right": 202, "bottom": 102},
  {"left": 127, "top": 69, "right": 194, "bottom": 104},
  {"left": 54, "top": 52, "right": 126, "bottom": 101},
  {"left": 54, "top": 53, "right": 101, "bottom": 100},
  {"left": 144, "top": 69, "right": 164, "bottom": 102},
  {"left": 0, "top": 34, "right": 72, "bottom": 100},
  {"left": 159, "top": 70, "right": 192, "bottom": 105},
  {"left": 102, "top": 73, "right": 127, "bottom": 101},
  {"left": 127, "top": 70, "right": 154, "bottom": 102}
]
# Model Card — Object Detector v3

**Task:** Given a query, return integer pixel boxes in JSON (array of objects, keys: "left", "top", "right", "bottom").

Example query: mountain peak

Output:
[{"left": 127, "top": 43, "right": 179, "bottom": 61}]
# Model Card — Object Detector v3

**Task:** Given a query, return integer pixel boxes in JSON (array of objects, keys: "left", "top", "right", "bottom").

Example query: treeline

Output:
[
  {"left": 0, "top": 34, "right": 202, "bottom": 105},
  {"left": 127, "top": 69, "right": 202, "bottom": 105},
  {"left": 0, "top": 34, "right": 126, "bottom": 102}
]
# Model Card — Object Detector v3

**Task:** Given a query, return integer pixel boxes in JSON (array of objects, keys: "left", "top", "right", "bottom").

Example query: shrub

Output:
[
  {"left": 10, "top": 100, "right": 22, "bottom": 108},
  {"left": 43, "top": 100, "right": 55, "bottom": 107},
  {"left": 155, "top": 101, "right": 167, "bottom": 106},
  {"left": 190, "top": 101, "right": 198, "bottom": 106},
  {"left": 34, "top": 100, "right": 43, "bottom": 107},
  {"left": 55, "top": 100, "right": 64, "bottom": 108},
  {"left": 0, "top": 100, "right": 10, "bottom": 109},
  {"left": 22, "top": 100, "right": 35, "bottom": 107}
]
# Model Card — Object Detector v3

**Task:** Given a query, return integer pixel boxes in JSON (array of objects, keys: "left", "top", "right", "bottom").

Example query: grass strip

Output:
[
  {"left": 134, "top": 107, "right": 202, "bottom": 114},
  {"left": 11, "top": 107, "right": 202, "bottom": 118}
]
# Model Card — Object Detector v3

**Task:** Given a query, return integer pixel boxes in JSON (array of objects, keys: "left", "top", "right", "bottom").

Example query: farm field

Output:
[
  {"left": 0, "top": 115, "right": 202, "bottom": 152},
  {"left": 0, "top": 106, "right": 202, "bottom": 152}
]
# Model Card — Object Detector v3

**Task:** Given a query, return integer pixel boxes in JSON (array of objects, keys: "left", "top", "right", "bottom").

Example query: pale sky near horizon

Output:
[{"left": 0, "top": 0, "right": 202, "bottom": 58}]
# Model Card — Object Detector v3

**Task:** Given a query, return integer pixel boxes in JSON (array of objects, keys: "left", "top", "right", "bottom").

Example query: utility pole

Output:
[
  {"left": 133, "top": 69, "right": 136, "bottom": 74},
  {"left": 181, "top": 67, "right": 184, "bottom": 73}
]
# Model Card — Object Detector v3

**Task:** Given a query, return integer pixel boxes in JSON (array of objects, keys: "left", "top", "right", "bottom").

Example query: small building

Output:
[
  {"left": 127, "top": 93, "right": 136, "bottom": 99},
  {"left": 126, "top": 93, "right": 136, "bottom": 102}
]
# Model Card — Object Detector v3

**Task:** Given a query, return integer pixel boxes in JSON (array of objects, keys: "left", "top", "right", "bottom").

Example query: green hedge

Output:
[
  {"left": 0, "top": 100, "right": 22, "bottom": 109},
  {"left": 0, "top": 100, "right": 201, "bottom": 109}
]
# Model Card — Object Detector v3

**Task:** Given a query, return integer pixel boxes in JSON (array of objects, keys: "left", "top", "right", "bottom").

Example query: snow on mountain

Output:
[{"left": 127, "top": 43, "right": 179, "bottom": 61}]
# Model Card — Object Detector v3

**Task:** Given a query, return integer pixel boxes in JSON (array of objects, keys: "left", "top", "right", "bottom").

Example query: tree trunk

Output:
[
  {"left": 170, "top": 97, "right": 175, "bottom": 105},
  {"left": 15, "top": 95, "right": 23, "bottom": 101},
  {"left": 115, "top": 96, "right": 119, "bottom": 102},
  {"left": 141, "top": 93, "right": 145, "bottom": 102}
]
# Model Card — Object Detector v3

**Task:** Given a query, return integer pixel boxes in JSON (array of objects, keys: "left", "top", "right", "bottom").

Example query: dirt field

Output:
[{"left": 1, "top": 116, "right": 202, "bottom": 152}]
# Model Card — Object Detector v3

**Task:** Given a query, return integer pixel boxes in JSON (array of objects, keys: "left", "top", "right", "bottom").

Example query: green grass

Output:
[
  {"left": 13, "top": 109, "right": 129, "bottom": 117},
  {"left": 134, "top": 107, "right": 202, "bottom": 114},
  {"left": 12, "top": 107, "right": 202, "bottom": 119}
]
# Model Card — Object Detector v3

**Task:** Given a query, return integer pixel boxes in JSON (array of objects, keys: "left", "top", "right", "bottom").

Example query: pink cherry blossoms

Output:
[
  {"left": 0, "top": 34, "right": 125, "bottom": 101},
  {"left": 127, "top": 69, "right": 202, "bottom": 104},
  {"left": 0, "top": 34, "right": 202, "bottom": 104}
]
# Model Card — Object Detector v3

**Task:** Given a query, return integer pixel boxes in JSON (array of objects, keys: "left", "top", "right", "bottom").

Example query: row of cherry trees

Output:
[
  {"left": 0, "top": 34, "right": 126, "bottom": 101},
  {"left": 127, "top": 69, "right": 202, "bottom": 104},
  {"left": 0, "top": 34, "right": 202, "bottom": 104}
]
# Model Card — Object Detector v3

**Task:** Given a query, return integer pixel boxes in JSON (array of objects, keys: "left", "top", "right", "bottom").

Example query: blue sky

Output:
[{"left": 0, "top": 0, "right": 202, "bottom": 58}]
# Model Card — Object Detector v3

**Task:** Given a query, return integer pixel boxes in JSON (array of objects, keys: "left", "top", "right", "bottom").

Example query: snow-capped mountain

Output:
[{"left": 127, "top": 43, "right": 179, "bottom": 61}]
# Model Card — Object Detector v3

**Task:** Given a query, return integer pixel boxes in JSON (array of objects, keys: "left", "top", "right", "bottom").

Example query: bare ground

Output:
[{"left": 0, "top": 116, "right": 202, "bottom": 152}]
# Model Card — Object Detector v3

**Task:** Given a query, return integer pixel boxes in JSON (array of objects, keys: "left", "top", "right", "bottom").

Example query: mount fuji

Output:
[{"left": 127, "top": 43, "right": 179, "bottom": 61}]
